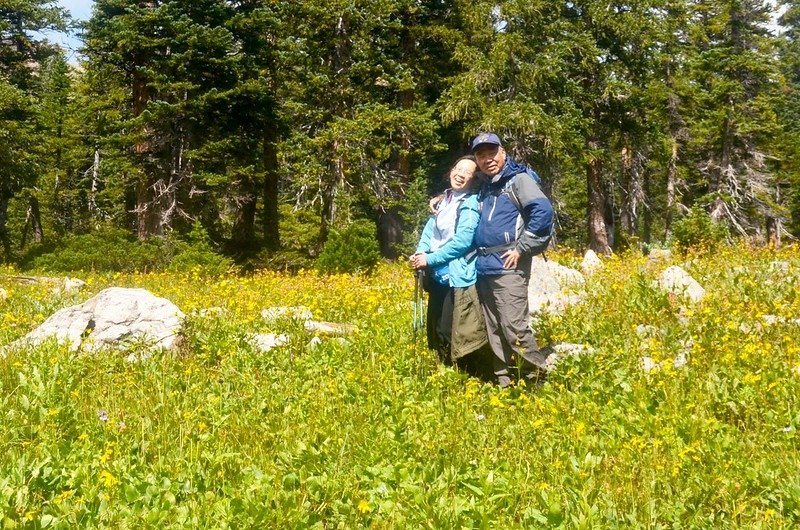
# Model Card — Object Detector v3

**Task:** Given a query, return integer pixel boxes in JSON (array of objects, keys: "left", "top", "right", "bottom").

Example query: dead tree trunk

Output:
[
  {"left": 88, "top": 149, "right": 100, "bottom": 216},
  {"left": 665, "top": 139, "right": 679, "bottom": 239},
  {"left": 710, "top": 108, "right": 734, "bottom": 222},
  {"left": 20, "top": 194, "right": 44, "bottom": 249}
]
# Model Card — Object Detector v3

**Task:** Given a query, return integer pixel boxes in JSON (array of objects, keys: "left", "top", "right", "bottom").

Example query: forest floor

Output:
[{"left": 1, "top": 245, "right": 800, "bottom": 528}]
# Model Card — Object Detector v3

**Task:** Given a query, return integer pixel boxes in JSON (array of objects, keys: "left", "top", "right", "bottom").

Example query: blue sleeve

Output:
[
  {"left": 426, "top": 196, "right": 479, "bottom": 267},
  {"left": 515, "top": 173, "right": 553, "bottom": 255},
  {"left": 415, "top": 216, "right": 435, "bottom": 253},
  {"left": 523, "top": 198, "right": 554, "bottom": 237}
]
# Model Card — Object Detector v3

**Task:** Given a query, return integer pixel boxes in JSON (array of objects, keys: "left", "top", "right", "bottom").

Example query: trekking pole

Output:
[
  {"left": 412, "top": 269, "right": 425, "bottom": 339},
  {"left": 412, "top": 268, "right": 426, "bottom": 379}
]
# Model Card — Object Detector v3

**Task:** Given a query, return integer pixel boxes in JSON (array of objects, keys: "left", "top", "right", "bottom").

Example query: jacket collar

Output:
[{"left": 489, "top": 155, "right": 525, "bottom": 185}]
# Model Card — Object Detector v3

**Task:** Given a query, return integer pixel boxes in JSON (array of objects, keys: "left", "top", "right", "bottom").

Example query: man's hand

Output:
[
  {"left": 501, "top": 248, "right": 521, "bottom": 269},
  {"left": 410, "top": 252, "right": 428, "bottom": 270},
  {"left": 428, "top": 194, "right": 443, "bottom": 214}
]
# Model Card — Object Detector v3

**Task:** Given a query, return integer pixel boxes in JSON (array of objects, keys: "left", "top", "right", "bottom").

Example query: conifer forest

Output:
[{"left": 3, "top": 0, "right": 800, "bottom": 266}]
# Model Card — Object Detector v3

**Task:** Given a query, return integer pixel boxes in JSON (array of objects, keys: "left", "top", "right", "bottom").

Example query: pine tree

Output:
[
  {"left": 686, "top": 0, "right": 784, "bottom": 237},
  {"left": 0, "top": 0, "right": 66, "bottom": 260}
]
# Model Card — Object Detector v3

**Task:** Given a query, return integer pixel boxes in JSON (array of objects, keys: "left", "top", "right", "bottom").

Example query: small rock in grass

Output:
[
  {"left": 769, "top": 261, "right": 791, "bottom": 274},
  {"left": 304, "top": 320, "right": 357, "bottom": 336},
  {"left": 673, "top": 351, "right": 688, "bottom": 369},
  {"left": 261, "top": 306, "right": 313, "bottom": 322},
  {"left": 657, "top": 266, "right": 705, "bottom": 303},
  {"left": 642, "top": 356, "right": 660, "bottom": 373},
  {"left": 581, "top": 249, "right": 603, "bottom": 275},
  {"left": 0, "top": 288, "right": 7, "bottom": 302},
  {"left": 543, "top": 343, "right": 596, "bottom": 372},
  {"left": 51, "top": 277, "right": 87, "bottom": 296},
  {"left": 63, "top": 277, "right": 86, "bottom": 293},
  {"left": 307, "top": 336, "right": 323, "bottom": 349},
  {"left": 247, "top": 333, "right": 288, "bottom": 352},
  {"left": 648, "top": 248, "right": 672, "bottom": 262},
  {"left": 194, "top": 306, "right": 228, "bottom": 317},
  {"left": 636, "top": 324, "right": 658, "bottom": 338}
]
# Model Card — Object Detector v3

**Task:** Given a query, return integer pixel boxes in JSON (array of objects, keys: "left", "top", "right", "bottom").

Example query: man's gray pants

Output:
[{"left": 477, "top": 273, "right": 547, "bottom": 379}]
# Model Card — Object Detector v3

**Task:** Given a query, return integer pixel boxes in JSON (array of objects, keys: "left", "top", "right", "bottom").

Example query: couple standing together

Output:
[{"left": 410, "top": 133, "right": 554, "bottom": 387}]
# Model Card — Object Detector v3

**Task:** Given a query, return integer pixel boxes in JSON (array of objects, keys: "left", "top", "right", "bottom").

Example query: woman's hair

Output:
[
  {"left": 442, "top": 155, "right": 477, "bottom": 182},
  {"left": 442, "top": 155, "right": 479, "bottom": 191},
  {"left": 454, "top": 154, "right": 476, "bottom": 165}
]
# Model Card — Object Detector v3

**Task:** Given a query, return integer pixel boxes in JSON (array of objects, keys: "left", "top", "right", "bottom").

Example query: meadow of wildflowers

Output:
[{"left": 1, "top": 244, "right": 800, "bottom": 528}]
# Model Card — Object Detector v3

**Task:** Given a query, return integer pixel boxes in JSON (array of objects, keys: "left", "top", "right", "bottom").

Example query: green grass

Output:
[{"left": 1, "top": 245, "right": 800, "bottom": 528}]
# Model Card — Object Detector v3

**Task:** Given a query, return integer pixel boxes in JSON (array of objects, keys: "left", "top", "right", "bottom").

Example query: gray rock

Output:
[
  {"left": 528, "top": 256, "right": 586, "bottom": 315},
  {"left": 261, "top": 306, "right": 313, "bottom": 322},
  {"left": 8, "top": 287, "right": 183, "bottom": 353},
  {"left": 581, "top": 249, "right": 603, "bottom": 275},
  {"left": 769, "top": 261, "right": 791, "bottom": 274},
  {"left": 247, "top": 333, "right": 288, "bottom": 352},
  {"left": 307, "top": 336, "right": 350, "bottom": 350},
  {"left": 759, "top": 314, "right": 800, "bottom": 327},
  {"left": 641, "top": 356, "right": 659, "bottom": 373},
  {"left": 62, "top": 278, "right": 87, "bottom": 294},
  {"left": 648, "top": 248, "right": 672, "bottom": 262},
  {"left": 673, "top": 351, "right": 688, "bottom": 369},
  {"left": 49, "top": 277, "right": 87, "bottom": 296},
  {"left": 192, "top": 306, "right": 228, "bottom": 318},
  {"left": 304, "top": 320, "right": 358, "bottom": 336},
  {"left": 543, "top": 342, "right": 596, "bottom": 372},
  {"left": 657, "top": 266, "right": 705, "bottom": 303},
  {"left": 636, "top": 324, "right": 658, "bottom": 338}
]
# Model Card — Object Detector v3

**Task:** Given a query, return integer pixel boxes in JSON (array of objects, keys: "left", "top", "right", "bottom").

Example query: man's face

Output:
[{"left": 474, "top": 145, "right": 506, "bottom": 177}]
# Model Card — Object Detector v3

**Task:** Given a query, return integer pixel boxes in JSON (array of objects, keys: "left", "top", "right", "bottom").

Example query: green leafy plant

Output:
[
  {"left": 167, "top": 222, "right": 234, "bottom": 275},
  {"left": 315, "top": 219, "right": 380, "bottom": 274},
  {"left": 671, "top": 206, "right": 730, "bottom": 251}
]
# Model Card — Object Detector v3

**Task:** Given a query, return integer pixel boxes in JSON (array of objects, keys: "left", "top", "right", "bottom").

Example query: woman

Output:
[{"left": 410, "top": 156, "right": 487, "bottom": 365}]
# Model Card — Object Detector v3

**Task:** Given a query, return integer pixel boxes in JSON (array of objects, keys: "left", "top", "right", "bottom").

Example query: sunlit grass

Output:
[{"left": 1, "top": 245, "right": 800, "bottom": 527}]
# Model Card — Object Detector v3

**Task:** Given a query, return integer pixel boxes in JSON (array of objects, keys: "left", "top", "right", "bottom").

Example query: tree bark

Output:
[
  {"left": 766, "top": 217, "right": 781, "bottom": 247},
  {"left": 664, "top": 138, "right": 679, "bottom": 239},
  {"left": 643, "top": 170, "right": 652, "bottom": 244},
  {"left": 0, "top": 195, "right": 11, "bottom": 262},
  {"left": 710, "top": 109, "right": 734, "bottom": 222},
  {"left": 21, "top": 194, "right": 44, "bottom": 249},
  {"left": 619, "top": 145, "right": 634, "bottom": 235},
  {"left": 131, "top": 37, "right": 161, "bottom": 240},
  {"left": 320, "top": 142, "right": 344, "bottom": 246},
  {"left": 262, "top": 125, "right": 280, "bottom": 250},
  {"left": 231, "top": 175, "right": 257, "bottom": 250},
  {"left": 587, "top": 146, "right": 611, "bottom": 255}
]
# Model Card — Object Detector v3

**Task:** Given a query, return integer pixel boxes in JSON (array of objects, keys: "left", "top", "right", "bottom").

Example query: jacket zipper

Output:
[{"left": 487, "top": 195, "right": 497, "bottom": 222}]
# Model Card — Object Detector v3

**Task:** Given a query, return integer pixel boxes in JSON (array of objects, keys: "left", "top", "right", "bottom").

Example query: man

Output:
[{"left": 470, "top": 132, "right": 554, "bottom": 387}]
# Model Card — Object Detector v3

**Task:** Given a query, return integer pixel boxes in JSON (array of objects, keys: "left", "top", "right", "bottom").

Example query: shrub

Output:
[
  {"left": 25, "top": 227, "right": 168, "bottom": 272},
  {"left": 167, "top": 223, "right": 234, "bottom": 275},
  {"left": 315, "top": 219, "right": 380, "bottom": 274},
  {"left": 255, "top": 205, "right": 321, "bottom": 271},
  {"left": 23, "top": 223, "right": 233, "bottom": 274},
  {"left": 671, "top": 206, "right": 729, "bottom": 251}
]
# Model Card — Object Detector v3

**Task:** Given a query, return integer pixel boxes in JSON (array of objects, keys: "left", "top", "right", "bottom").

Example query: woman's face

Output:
[{"left": 449, "top": 159, "right": 477, "bottom": 192}]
